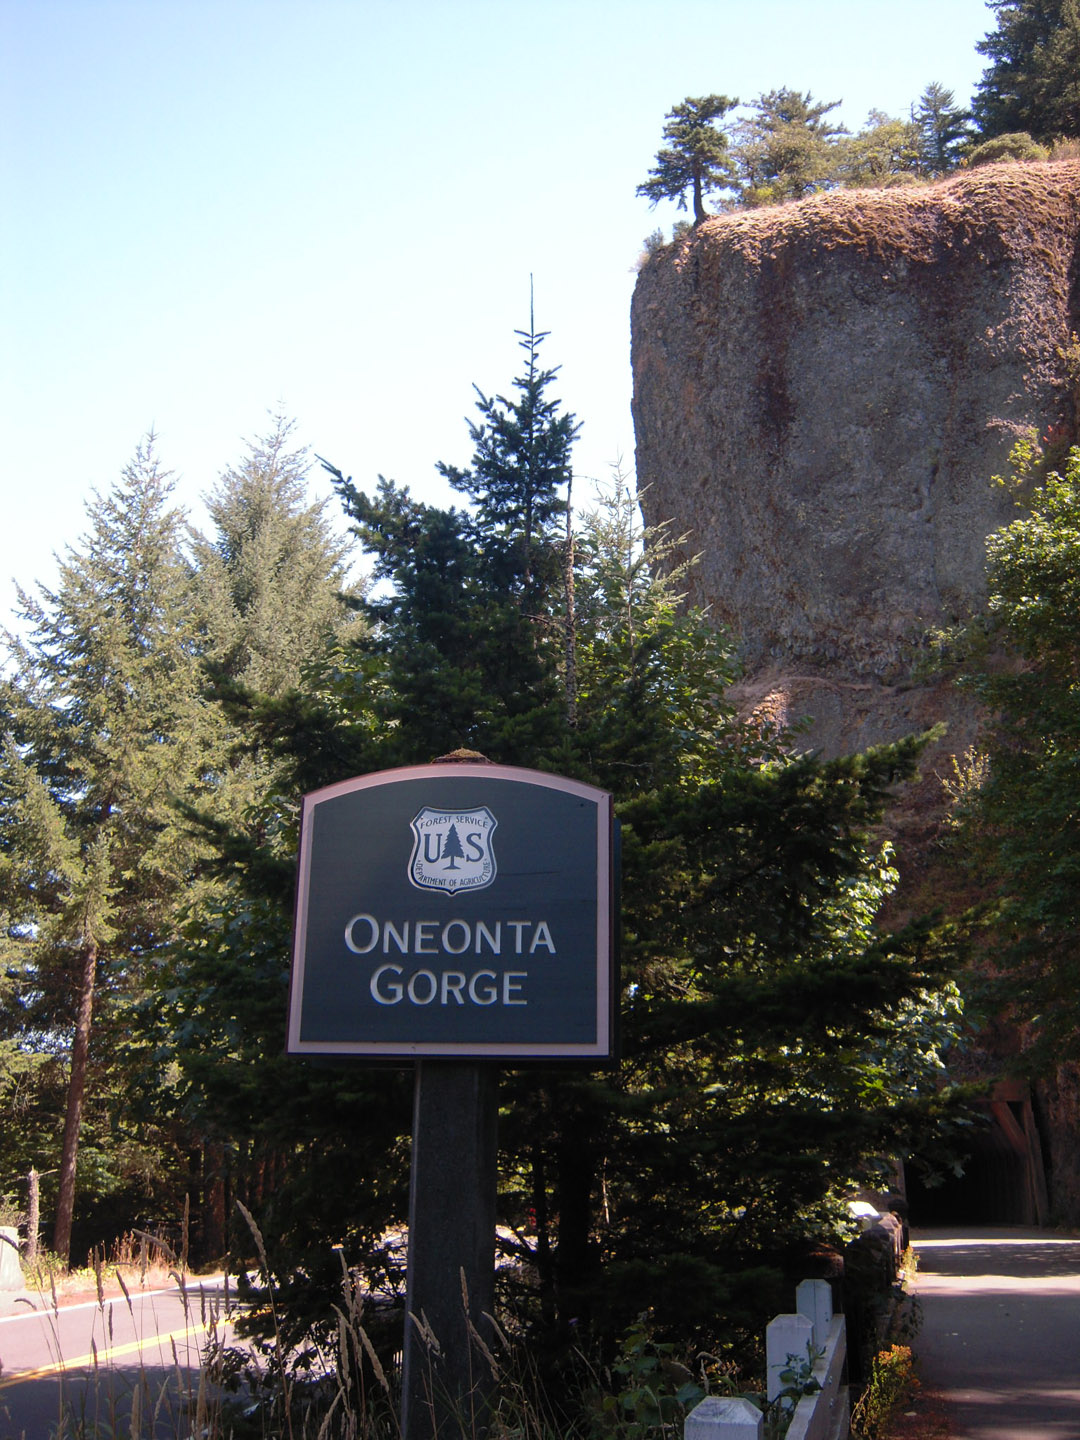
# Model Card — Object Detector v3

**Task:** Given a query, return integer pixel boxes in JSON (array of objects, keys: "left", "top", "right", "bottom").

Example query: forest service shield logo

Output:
[{"left": 408, "top": 806, "right": 498, "bottom": 895}]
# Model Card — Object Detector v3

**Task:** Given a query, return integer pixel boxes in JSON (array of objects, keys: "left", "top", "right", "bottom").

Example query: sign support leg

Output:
[{"left": 402, "top": 1061, "right": 499, "bottom": 1440}]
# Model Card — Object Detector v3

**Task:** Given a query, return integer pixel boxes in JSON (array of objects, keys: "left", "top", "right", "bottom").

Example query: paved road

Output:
[
  {"left": 0, "top": 1278, "right": 235, "bottom": 1439},
  {"left": 912, "top": 1228, "right": 1080, "bottom": 1439}
]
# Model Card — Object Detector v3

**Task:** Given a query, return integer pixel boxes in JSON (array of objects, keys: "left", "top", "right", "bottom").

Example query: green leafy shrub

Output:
[{"left": 968, "top": 132, "right": 1048, "bottom": 165}]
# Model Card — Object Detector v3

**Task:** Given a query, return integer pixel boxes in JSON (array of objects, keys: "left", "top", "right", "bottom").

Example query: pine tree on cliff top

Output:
[
  {"left": 915, "top": 82, "right": 970, "bottom": 174},
  {"left": 730, "top": 88, "right": 847, "bottom": 204},
  {"left": 638, "top": 95, "right": 739, "bottom": 223}
]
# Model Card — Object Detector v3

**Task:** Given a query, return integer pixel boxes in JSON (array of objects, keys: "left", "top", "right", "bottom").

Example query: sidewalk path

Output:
[{"left": 912, "top": 1227, "right": 1080, "bottom": 1438}]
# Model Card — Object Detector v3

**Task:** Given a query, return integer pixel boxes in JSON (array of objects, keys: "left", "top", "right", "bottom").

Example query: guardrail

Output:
[{"left": 684, "top": 1278, "right": 849, "bottom": 1440}]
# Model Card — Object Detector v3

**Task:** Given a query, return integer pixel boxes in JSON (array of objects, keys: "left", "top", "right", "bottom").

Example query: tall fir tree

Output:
[
  {"left": 191, "top": 413, "right": 361, "bottom": 698},
  {"left": 320, "top": 313, "right": 579, "bottom": 767},
  {"left": 914, "top": 82, "right": 970, "bottom": 174},
  {"left": 143, "top": 417, "right": 368, "bottom": 1258},
  {"left": 435, "top": 307, "right": 580, "bottom": 612},
  {"left": 1, "top": 440, "right": 211, "bottom": 1262},
  {"left": 973, "top": 0, "right": 1080, "bottom": 141}
]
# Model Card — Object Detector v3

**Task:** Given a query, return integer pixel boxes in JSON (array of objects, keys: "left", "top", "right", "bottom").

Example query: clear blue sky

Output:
[{"left": 2, "top": 0, "right": 995, "bottom": 624}]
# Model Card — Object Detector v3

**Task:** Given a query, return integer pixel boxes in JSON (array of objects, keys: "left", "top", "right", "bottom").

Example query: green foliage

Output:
[
  {"left": 968, "top": 130, "right": 1050, "bottom": 164},
  {"left": 191, "top": 412, "right": 363, "bottom": 698},
  {"left": 838, "top": 111, "right": 920, "bottom": 189},
  {"left": 0, "top": 421, "right": 364, "bottom": 1268},
  {"left": 637, "top": 96, "right": 739, "bottom": 223},
  {"left": 185, "top": 414, "right": 365, "bottom": 883},
  {"left": 0, "top": 317, "right": 965, "bottom": 1388},
  {"left": 730, "top": 89, "right": 847, "bottom": 205},
  {"left": 973, "top": 0, "right": 1080, "bottom": 142},
  {"left": 185, "top": 323, "right": 964, "bottom": 1369},
  {"left": 1, "top": 439, "right": 215, "bottom": 1260},
  {"left": 639, "top": 229, "right": 668, "bottom": 262},
  {"left": 587, "top": 1313, "right": 706, "bottom": 1439},
  {"left": 636, "top": 71, "right": 996, "bottom": 215},
  {"left": 952, "top": 444, "right": 1080, "bottom": 1067},
  {"left": 315, "top": 316, "right": 576, "bottom": 771},
  {"left": 914, "top": 83, "right": 970, "bottom": 174},
  {"left": 850, "top": 1344, "right": 917, "bottom": 1440}
]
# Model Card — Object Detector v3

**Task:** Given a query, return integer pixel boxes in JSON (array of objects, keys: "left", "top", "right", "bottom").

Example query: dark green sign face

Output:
[{"left": 288, "top": 764, "right": 615, "bottom": 1058}]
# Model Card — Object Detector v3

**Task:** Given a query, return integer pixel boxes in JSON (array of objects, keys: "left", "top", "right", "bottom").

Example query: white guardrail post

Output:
[
  {"left": 684, "top": 1397, "right": 763, "bottom": 1439},
  {"left": 682, "top": 1279, "right": 849, "bottom": 1440}
]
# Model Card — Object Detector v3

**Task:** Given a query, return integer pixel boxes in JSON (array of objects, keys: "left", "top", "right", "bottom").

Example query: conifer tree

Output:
[
  {"left": 322, "top": 313, "right": 578, "bottom": 766},
  {"left": 637, "top": 95, "right": 739, "bottom": 223},
  {"left": 973, "top": 0, "right": 1080, "bottom": 141},
  {"left": 191, "top": 413, "right": 361, "bottom": 698},
  {"left": 151, "top": 418, "right": 368, "bottom": 1257},
  {"left": 914, "top": 82, "right": 970, "bottom": 173},
  {"left": 187, "top": 412, "right": 364, "bottom": 866},
  {"left": 838, "top": 110, "right": 920, "bottom": 188},
  {"left": 1, "top": 440, "right": 211, "bottom": 1263},
  {"left": 731, "top": 88, "right": 847, "bottom": 205},
  {"left": 436, "top": 308, "right": 579, "bottom": 611},
  {"left": 953, "top": 443, "right": 1080, "bottom": 1068}
]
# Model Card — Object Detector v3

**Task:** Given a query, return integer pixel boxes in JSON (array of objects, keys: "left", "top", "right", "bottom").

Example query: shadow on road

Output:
[
  {"left": 917, "top": 1237, "right": 1080, "bottom": 1279},
  {"left": 912, "top": 1228, "right": 1080, "bottom": 1438},
  {"left": 0, "top": 1364, "right": 204, "bottom": 1440}
]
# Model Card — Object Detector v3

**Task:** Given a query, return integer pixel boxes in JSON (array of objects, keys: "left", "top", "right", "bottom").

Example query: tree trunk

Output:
[
  {"left": 202, "top": 1142, "right": 228, "bottom": 1262},
  {"left": 692, "top": 166, "right": 706, "bottom": 224},
  {"left": 25, "top": 1169, "right": 39, "bottom": 1263},
  {"left": 53, "top": 938, "right": 98, "bottom": 1266},
  {"left": 530, "top": 1142, "right": 558, "bottom": 1328},
  {"left": 563, "top": 472, "right": 577, "bottom": 727},
  {"left": 555, "top": 1123, "right": 598, "bottom": 1328}
]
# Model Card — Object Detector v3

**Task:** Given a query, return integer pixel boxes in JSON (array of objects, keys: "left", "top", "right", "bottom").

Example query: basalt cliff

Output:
[
  {"left": 632, "top": 161, "right": 1080, "bottom": 765},
  {"left": 631, "top": 162, "right": 1080, "bottom": 1223}
]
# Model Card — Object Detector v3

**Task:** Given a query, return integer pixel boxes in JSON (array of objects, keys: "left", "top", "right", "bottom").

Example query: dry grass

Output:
[
  {"left": 682, "top": 158, "right": 1080, "bottom": 269},
  {"left": 34, "top": 1259, "right": 184, "bottom": 1307}
]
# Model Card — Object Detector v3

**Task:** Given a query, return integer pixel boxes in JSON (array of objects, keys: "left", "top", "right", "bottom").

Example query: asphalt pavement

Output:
[
  {"left": 0, "top": 1277, "right": 234, "bottom": 1439},
  {"left": 912, "top": 1227, "right": 1080, "bottom": 1439}
]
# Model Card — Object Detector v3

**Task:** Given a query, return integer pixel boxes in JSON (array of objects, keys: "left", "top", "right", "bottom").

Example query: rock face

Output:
[
  {"left": 632, "top": 161, "right": 1080, "bottom": 759},
  {"left": 631, "top": 161, "right": 1080, "bottom": 1222}
]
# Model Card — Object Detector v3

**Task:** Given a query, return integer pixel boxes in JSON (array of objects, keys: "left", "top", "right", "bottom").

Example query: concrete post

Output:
[
  {"left": 766, "top": 1311, "right": 815, "bottom": 1403},
  {"left": 0, "top": 1228, "right": 22, "bottom": 1290},
  {"left": 796, "top": 1277, "right": 833, "bottom": 1352},
  {"left": 684, "top": 1396, "right": 764, "bottom": 1438}
]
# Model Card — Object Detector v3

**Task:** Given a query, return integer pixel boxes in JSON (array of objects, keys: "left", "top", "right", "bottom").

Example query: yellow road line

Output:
[{"left": 0, "top": 1323, "right": 219, "bottom": 1389}]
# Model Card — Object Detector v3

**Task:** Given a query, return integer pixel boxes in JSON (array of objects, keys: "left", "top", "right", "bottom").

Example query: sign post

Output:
[
  {"left": 289, "top": 762, "right": 616, "bottom": 1439},
  {"left": 403, "top": 1059, "right": 498, "bottom": 1439}
]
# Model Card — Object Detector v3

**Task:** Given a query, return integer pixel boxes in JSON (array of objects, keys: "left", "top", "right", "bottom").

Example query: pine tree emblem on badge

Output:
[{"left": 408, "top": 807, "right": 498, "bottom": 895}]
